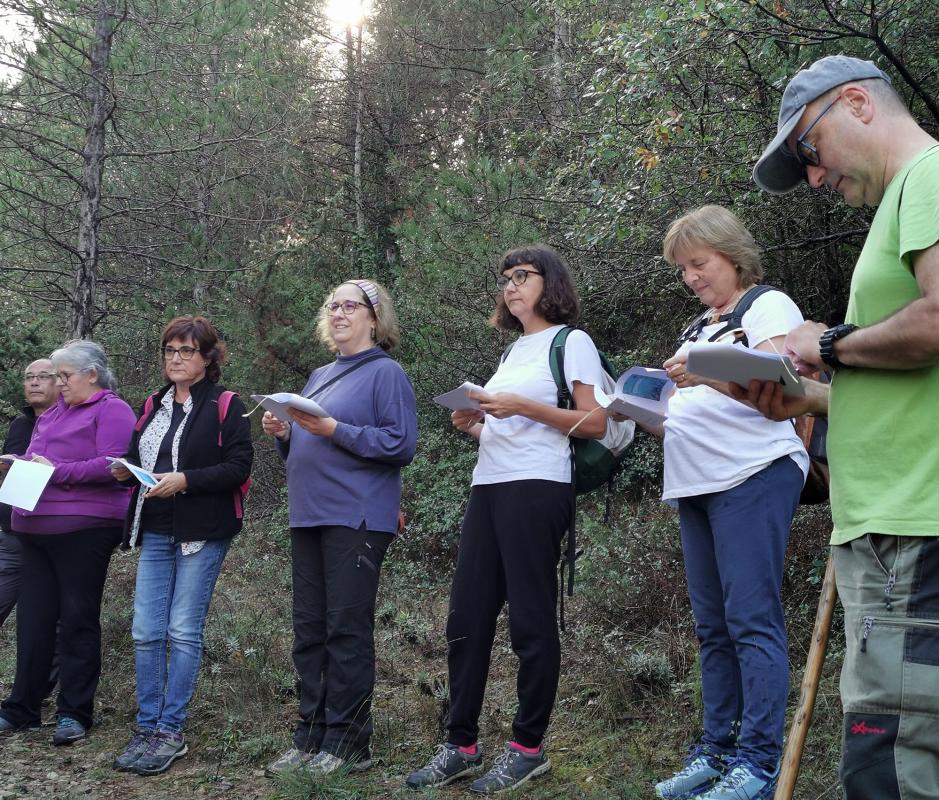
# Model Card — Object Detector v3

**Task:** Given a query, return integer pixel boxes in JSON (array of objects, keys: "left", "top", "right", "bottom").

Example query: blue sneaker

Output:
[
  {"left": 0, "top": 715, "right": 39, "bottom": 736},
  {"left": 696, "top": 758, "right": 779, "bottom": 800},
  {"left": 655, "top": 745, "right": 727, "bottom": 799},
  {"left": 52, "top": 715, "right": 87, "bottom": 746}
]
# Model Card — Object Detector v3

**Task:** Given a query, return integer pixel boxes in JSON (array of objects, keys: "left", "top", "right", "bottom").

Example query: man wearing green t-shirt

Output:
[{"left": 746, "top": 56, "right": 939, "bottom": 800}]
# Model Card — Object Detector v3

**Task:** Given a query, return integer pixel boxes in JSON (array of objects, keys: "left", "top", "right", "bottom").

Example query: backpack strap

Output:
[
  {"left": 214, "top": 389, "right": 251, "bottom": 520},
  {"left": 133, "top": 392, "right": 161, "bottom": 433},
  {"left": 548, "top": 326, "right": 574, "bottom": 408},
  {"left": 304, "top": 351, "right": 390, "bottom": 399},
  {"left": 217, "top": 390, "right": 236, "bottom": 446},
  {"left": 709, "top": 284, "right": 776, "bottom": 347},
  {"left": 676, "top": 284, "right": 776, "bottom": 348},
  {"left": 545, "top": 326, "right": 578, "bottom": 626}
]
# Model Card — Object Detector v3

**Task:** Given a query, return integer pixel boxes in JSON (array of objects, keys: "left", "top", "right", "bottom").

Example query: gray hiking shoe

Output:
[
  {"left": 113, "top": 729, "right": 153, "bottom": 771},
  {"left": 406, "top": 742, "right": 483, "bottom": 789},
  {"left": 470, "top": 742, "right": 550, "bottom": 794},
  {"left": 265, "top": 747, "right": 313, "bottom": 777},
  {"left": 655, "top": 745, "right": 727, "bottom": 798},
  {"left": 130, "top": 730, "right": 188, "bottom": 775},
  {"left": 307, "top": 750, "right": 373, "bottom": 776},
  {"left": 696, "top": 758, "right": 779, "bottom": 800}
]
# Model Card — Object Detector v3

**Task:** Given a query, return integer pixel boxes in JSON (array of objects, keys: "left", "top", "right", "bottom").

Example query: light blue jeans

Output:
[{"left": 132, "top": 532, "right": 231, "bottom": 733}]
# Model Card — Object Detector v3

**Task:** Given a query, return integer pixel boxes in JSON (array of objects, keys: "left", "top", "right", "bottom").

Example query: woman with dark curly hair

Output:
[
  {"left": 406, "top": 244, "right": 609, "bottom": 794},
  {"left": 110, "top": 316, "right": 253, "bottom": 775}
]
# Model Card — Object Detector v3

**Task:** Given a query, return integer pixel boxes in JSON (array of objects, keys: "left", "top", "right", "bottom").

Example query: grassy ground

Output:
[{"left": 0, "top": 469, "right": 845, "bottom": 799}]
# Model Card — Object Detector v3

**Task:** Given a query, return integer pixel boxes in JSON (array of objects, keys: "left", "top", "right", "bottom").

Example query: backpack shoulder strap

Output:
[
  {"left": 217, "top": 390, "right": 238, "bottom": 447},
  {"left": 305, "top": 351, "right": 390, "bottom": 399},
  {"left": 707, "top": 284, "right": 776, "bottom": 347},
  {"left": 134, "top": 392, "right": 161, "bottom": 433},
  {"left": 548, "top": 326, "right": 574, "bottom": 409}
]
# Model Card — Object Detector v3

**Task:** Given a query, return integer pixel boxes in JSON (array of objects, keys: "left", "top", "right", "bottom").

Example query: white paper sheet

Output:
[
  {"left": 433, "top": 382, "right": 489, "bottom": 411},
  {"left": 106, "top": 457, "right": 159, "bottom": 488},
  {"left": 0, "top": 459, "right": 55, "bottom": 511},
  {"left": 249, "top": 393, "right": 330, "bottom": 423}
]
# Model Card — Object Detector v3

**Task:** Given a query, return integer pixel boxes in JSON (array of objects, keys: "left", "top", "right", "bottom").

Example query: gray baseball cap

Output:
[{"left": 752, "top": 55, "right": 891, "bottom": 194}]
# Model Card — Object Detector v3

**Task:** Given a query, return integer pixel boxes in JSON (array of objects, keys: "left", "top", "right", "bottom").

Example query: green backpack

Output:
[
  {"left": 546, "top": 326, "right": 635, "bottom": 494},
  {"left": 503, "top": 326, "right": 635, "bottom": 623}
]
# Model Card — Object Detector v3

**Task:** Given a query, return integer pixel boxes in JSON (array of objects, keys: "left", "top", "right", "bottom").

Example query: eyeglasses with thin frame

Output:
[
  {"left": 24, "top": 372, "right": 56, "bottom": 383},
  {"left": 496, "top": 268, "right": 542, "bottom": 291},
  {"left": 54, "top": 370, "right": 79, "bottom": 383},
  {"left": 786, "top": 94, "right": 841, "bottom": 168},
  {"left": 324, "top": 300, "right": 370, "bottom": 315},
  {"left": 161, "top": 345, "right": 201, "bottom": 361}
]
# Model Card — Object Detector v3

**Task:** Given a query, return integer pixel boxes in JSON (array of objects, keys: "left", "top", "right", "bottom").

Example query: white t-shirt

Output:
[
  {"left": 473, "top": 325, "right": 607, "bottom": 486},
  {"left": 662, "top": 290, "right": 810, "bottom": 500}
]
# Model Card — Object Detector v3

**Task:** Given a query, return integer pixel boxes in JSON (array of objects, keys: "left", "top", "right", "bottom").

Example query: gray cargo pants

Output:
[{"left": 834, "top": 534, "right": 939, "bottom": 800}]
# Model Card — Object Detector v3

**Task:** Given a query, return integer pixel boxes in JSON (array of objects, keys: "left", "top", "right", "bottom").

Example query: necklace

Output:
[{"left": 710, "top": 288, "right": 746, "bottom": 322}]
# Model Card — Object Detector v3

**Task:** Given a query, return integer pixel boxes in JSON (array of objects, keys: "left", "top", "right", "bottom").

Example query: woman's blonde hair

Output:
[
  {"left": 316, "top": 279, "right": 400, "bottom": 352},
  {"left": 662, "top": 205, "right": 763, "bottom": 288}
]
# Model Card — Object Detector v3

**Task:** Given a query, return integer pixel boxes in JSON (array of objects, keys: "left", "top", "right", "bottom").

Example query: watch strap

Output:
[{"left": 819, "top": 324, "right": 858, "bottom": 370}]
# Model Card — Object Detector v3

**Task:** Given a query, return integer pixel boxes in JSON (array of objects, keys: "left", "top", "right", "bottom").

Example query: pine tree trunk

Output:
[{"left": 70, "top": 0, "right": 116, "bottom": 339}]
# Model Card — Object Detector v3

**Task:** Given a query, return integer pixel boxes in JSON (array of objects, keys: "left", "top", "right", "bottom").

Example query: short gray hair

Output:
[{"left": 50, "top": 339, "right": 117, "bottom": 390}]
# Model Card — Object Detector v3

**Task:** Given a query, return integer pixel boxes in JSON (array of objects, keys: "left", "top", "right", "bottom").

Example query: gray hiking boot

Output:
[
  {"left": 130, "top": 729, "right": 188, "bottom": 775},
  {"left": 406, "top": 742, "right": 484, "bottom": 789},
  {"left": 655, "top": 745, "right": 727, "bottom": 799},
  {"left": 265, "top": 747, "right": 313, "bottom": 777},
  {"left": 113, "top": 729, "right": 153, "bottom": 771},
  {"left": 470, "top": 742, "right": 550, "bottom": 794},
  {"left": 696, "top": 758, "right": 779, "bottom": 800},
  {"left": 307, "top": 750, "right": 373, "bottom": 775}
]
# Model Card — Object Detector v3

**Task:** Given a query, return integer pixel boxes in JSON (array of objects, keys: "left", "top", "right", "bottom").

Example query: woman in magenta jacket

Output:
[{"left": 0, "top": 340, "right": 135, "bottom": 746}]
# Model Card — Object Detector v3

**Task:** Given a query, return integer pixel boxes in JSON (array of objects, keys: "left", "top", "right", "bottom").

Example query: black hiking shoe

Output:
[
  {"left": 469, "top": 742, "right": 550, "bottom": 794},
  {"left": 406, "top": 742, "right": 483, "bottom": 789}
]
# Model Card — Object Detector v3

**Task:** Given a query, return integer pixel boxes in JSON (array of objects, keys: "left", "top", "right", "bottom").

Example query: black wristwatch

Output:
[{"left": 819, "top": 323, "right": 858, "bottom": 370}]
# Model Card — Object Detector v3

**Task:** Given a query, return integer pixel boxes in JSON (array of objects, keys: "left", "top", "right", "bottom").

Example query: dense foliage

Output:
[{"left": 0, "top": 1, "right": 934, "bottom": 794}]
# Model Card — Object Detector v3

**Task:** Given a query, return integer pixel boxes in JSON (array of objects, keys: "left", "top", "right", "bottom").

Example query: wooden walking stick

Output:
[{"left": 775, "top": 555, "right": 838, "bottom": 800}]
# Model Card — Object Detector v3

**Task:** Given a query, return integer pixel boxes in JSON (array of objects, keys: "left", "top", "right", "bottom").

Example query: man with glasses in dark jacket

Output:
[{"left": 0, "top": 359, "right": 60, "bottom": 624}]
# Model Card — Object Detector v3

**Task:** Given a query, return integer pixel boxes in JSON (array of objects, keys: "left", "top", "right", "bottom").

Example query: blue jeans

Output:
[
  {"left": 132, "top": 532, "right": 231, "bottom": 733},
  {"left": 678, "top": 456, "right": 802, "bottom": 772}
]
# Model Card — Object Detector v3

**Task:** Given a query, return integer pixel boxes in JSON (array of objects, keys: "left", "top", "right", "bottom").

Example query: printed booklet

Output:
[
  {"left": 686, "top": 342, "right": 805, "bottom": 396},
  {"left": 594, "top": 367, "right": 674, "bottom": 429}
]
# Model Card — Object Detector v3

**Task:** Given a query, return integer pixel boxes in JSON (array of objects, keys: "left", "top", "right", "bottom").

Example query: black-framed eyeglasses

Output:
[
  {"left": 162, "top": 346, "right": 201, "bottom": 361},
  {"left": 496, "top": 268, "right": 541, "bottom": 291},
  {"left": 786, "top": 94, "right": 841, "bottom": 168},
  {"left": 324, "top": 300, "right": 370, "bottom": 315},
  {"left": 24, "top": 372, "right": 56, "bottom": 383}
]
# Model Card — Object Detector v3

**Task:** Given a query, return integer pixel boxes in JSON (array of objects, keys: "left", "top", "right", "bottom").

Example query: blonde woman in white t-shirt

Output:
[
  {"left": 651, "top": 206, "right": 808, "bottom": 800},
  {"left": 406, "top": 244, "right": 607, "bottom": 794}
]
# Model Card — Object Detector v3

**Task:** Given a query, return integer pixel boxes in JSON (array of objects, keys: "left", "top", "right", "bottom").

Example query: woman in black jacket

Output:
[{"left": 110, "top": 316, "right": 253, "bottom": 776}]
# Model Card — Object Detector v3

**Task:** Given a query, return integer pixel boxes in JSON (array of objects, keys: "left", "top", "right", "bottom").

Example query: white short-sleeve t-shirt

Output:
[
  {"left": 473, "top": 325, "right": 606, "bottom": 486},
  {"left": 662, "top": 290, "right": 810, "bottom": 500}
]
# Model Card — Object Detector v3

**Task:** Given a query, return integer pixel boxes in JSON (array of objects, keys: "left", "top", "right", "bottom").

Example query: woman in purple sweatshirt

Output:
[
  {"left": 261, "top": 279, "right": 417, "bottom": 778},
  {"left": 0, "top": 340, "right": 135, "bottom": 746}
]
